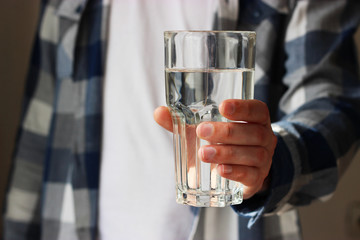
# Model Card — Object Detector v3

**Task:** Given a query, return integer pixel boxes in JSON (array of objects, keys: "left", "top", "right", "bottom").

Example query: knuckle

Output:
[
  {"left": 260, "top": 101, "right": 269, "bottom": 114},
  {"left": 224, "top": 123, "right": 233, "bottom": 138},
  {"left": 254, "top": 126, "right": 266, "bottom": 144},
  {"left": 272, "top": 134, "right": 278, "bottom": 149},
  {"left": 242, "top": 101, "right": 253, "bottom": 120},
  {"left": 225, "top": 146, "right": 235, "bottom": 158},
  {"left": 259, "top": 101, "right": 269, "bottom": 122},
  {"left": 237, "top": 168, "right": 247, "bottom": 180},
  {"left": 251, "top": 170, "right": 260, "bottom": 185},
  {"left": 256, "top": 148, "right": 268, "bottom": 165},
  {"left": 242, "top": 168, "right": 258, "bottom": 186}
]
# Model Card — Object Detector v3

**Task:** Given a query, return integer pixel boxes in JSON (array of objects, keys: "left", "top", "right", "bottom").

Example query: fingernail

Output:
[
  {"left": 198, "top": 123, "right": 214, "bottom": 138},
  {"left": 219, "top": 165, "right": 232, "bottom": 174},
  {"left": 201, "top": 147, "right": 216, "bottom": 161}
]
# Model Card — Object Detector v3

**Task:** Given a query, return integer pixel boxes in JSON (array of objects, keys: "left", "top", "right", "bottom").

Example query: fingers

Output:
[
  {"left": 153, "top": 106, "right": 173, "bottom": 132},
  {"left": 199, "top": 144, "right": 272, "bottom": 199},
  {"left": 198, "top": 99, "right": 276, "bottom": 199},
  {"left": 196, "top": 122, "right": 273, "bottom": 147},
  {"left": 217, "top": 164, "right": 267, "bottom": 199},
  {"left": 219, "top": 99, "right": 270, "bottom": 125},
  {"left": 199, "top": 145, "right": 269, "bottom": 167},
  {"left": 154, "top": 100, "right": 276, "bottom": 199}
]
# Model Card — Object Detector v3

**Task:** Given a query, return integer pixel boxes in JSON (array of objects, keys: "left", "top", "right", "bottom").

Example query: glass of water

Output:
[{"left": 164, "top": 31, "right": 256, "bottom": 207}]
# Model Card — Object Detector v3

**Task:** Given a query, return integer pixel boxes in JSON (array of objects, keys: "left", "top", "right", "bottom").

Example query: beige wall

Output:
[
  {"left": 0, "top": 2, "right": 360, "bottom": 239},
  {"left": 299, "top": 154, "right": 360, "bottom": 240},
  {"left": 0, "top": 0, "right": 40, "bottom": 236},
  {"left": 299, "top": 28, "right": 360, "bottom": 240}
]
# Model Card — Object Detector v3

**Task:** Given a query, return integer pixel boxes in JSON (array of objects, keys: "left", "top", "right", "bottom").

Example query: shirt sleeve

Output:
[{"left": 232, "top": 0, "right": 360, "bottom": 227}]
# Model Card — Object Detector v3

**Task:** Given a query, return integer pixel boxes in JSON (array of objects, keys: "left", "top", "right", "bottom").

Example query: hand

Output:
[{"left": 154, "top": 99, "right": 277, "bottom": 200}]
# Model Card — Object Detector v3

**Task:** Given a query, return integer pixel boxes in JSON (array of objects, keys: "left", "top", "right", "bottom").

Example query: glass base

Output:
[{"left": 176, "top": 187, "right": 243, "bottom": 207}]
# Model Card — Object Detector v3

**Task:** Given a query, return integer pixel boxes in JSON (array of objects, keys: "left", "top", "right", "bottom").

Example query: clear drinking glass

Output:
[{"left": 164, "top": 31, "right": 256, "bottom": 207}]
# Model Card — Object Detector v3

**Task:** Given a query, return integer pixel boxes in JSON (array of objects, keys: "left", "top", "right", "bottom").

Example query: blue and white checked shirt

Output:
[{"left": 3, "top": 0, "right": 360, "bottom": 240}]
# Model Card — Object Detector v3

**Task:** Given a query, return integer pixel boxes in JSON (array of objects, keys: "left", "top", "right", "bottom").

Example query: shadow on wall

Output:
[
  {"left": 299, "top": 27, "right": 360, "bottom": 240},
  {"left": 0, "top": 0, "right": 41, "bottom": 237}
]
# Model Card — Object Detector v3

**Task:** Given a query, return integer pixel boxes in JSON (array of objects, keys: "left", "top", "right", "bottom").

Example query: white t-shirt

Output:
[{"left": 99, "top": 0, "right": 218, "bottom": 239}]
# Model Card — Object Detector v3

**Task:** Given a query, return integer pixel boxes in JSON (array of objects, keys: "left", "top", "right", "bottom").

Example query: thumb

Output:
[{"left": 154, "top": 106, "right": 173, "bottom": 132}]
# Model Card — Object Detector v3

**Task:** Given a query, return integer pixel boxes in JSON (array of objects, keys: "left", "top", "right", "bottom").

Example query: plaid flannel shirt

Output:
[
  {"left": 3, "top": 0, "right": 110, "bottom": 239},
  {"left": 3, "top": 0, "right": 360, "bottom": 240}
]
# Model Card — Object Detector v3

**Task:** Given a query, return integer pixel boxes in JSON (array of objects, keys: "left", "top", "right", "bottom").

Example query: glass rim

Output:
[
  {"left": 164, "top": 30, "right": 256, "bottom": 34},
  {"left": 164, "top": 30, "right": 256, "bottom": 35}
]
